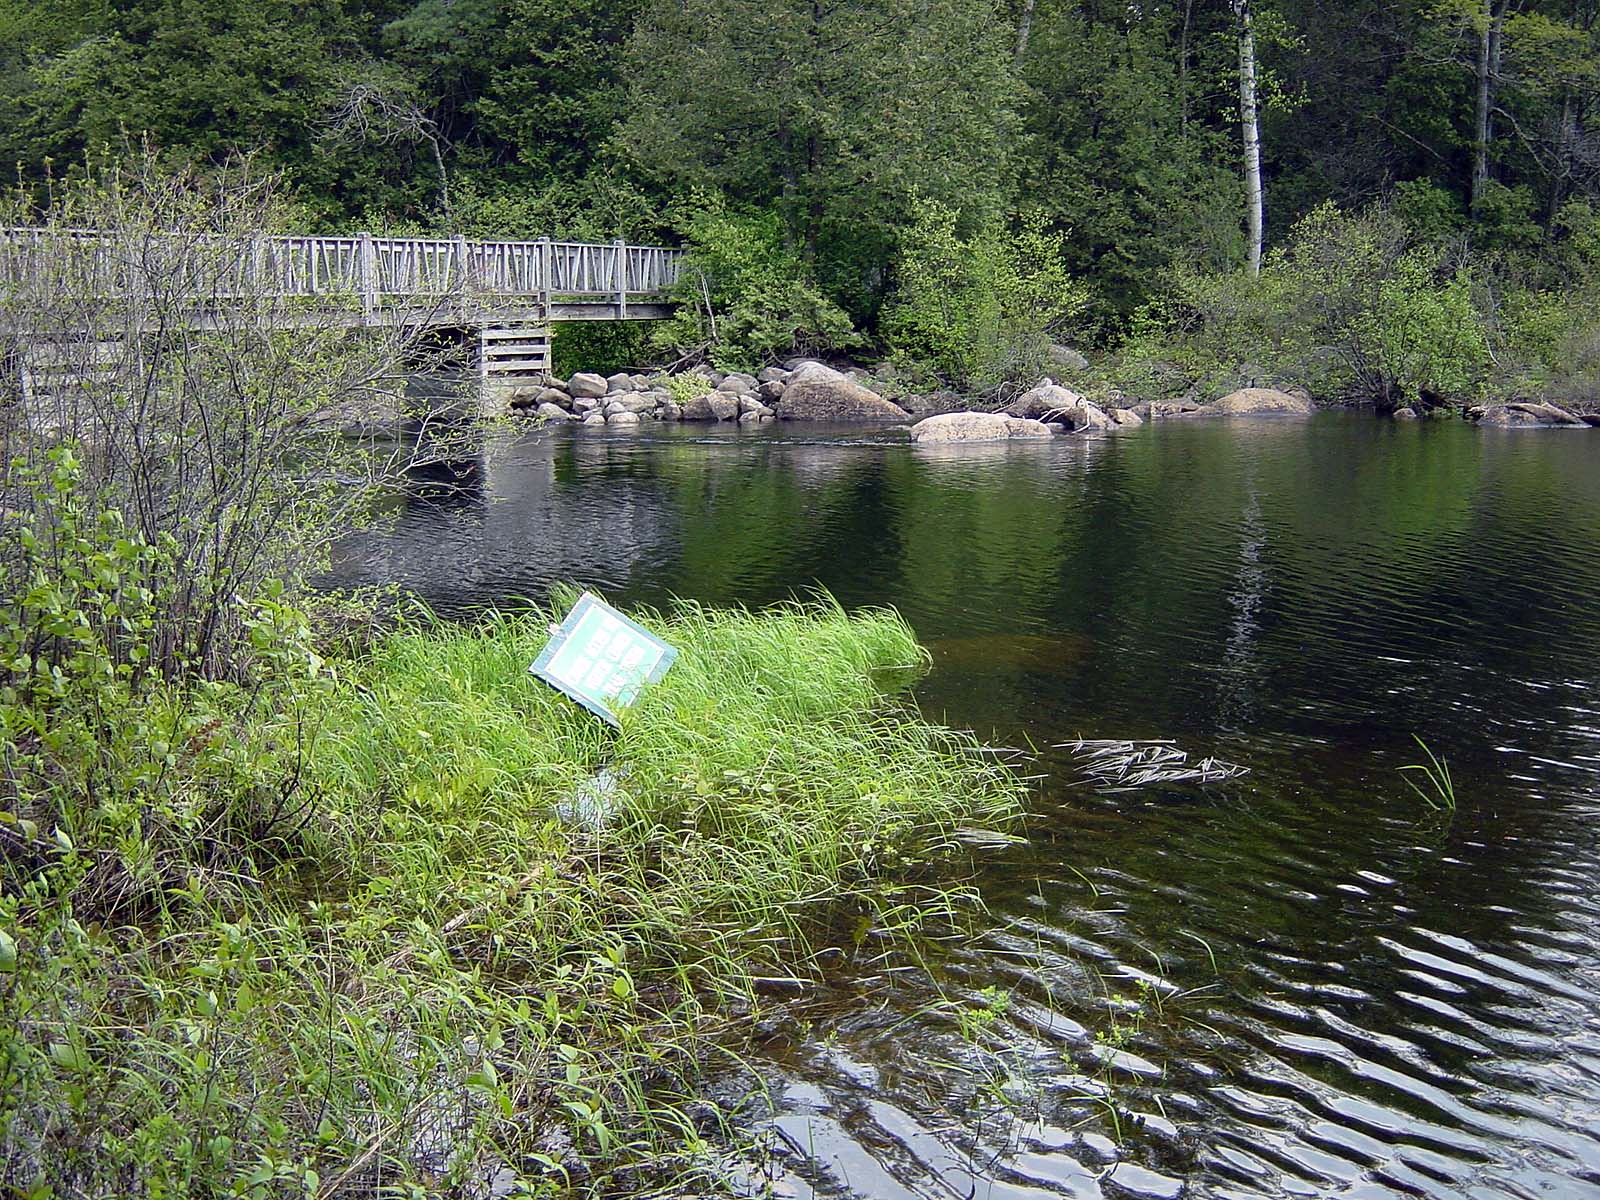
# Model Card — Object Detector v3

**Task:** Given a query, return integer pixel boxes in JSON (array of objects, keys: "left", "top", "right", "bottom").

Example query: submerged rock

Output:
[
  {"left": 1204, "top": 387, "right": 1315, "bottom": 415},
  {"left": 775, "top": 362, "right": 909, "bottom": 421},
  {"left": 909, "top": 411, "right": 1054, "bottom": 443}
]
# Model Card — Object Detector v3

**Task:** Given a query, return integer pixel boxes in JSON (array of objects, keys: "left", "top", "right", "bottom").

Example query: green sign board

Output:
[{"left": 530, "top": 592, "right": 677, "bottom": 726}]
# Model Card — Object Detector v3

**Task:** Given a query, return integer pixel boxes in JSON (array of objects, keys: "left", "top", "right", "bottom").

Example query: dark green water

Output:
[{"left": 331, "top": 415, "right": 1600, "bottom": 1199}]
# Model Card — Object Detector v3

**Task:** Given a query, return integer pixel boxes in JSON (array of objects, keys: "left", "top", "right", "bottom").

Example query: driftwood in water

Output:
[{"left": 1062, "top": 738, "right": 1249, "bottom": 792}]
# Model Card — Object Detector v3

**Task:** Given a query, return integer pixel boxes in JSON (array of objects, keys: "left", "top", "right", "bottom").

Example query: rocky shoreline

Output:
[{"left": 505, "top": 361, "right": 1596, "bottom": 437}]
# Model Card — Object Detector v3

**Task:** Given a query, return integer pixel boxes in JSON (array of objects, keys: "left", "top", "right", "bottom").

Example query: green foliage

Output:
[
  {"left": 1354, "top": 249, "right": 1489, "bottom": 406},
  {"left": 655, "top": 196, "right": 858, "bottom": 372},
  {"left": 884, "top": 202, "right": 1089, "bottom": 392},
  {"left": 1117, "top": 201, "right": 1489, "bottom": 407},
  {"left": 1, "top": 581, "right": 1023, "bottom": 1195}
]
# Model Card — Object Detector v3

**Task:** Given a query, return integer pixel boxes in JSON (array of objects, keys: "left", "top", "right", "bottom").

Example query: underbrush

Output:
[{"left": 2, "top": 589, "right": 1024, "bottom": 1197}]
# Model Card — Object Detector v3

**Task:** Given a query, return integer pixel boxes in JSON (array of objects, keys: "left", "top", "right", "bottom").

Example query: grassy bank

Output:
[{"left": 1, "top": 595, "right": 1023, "bottom": 1197}]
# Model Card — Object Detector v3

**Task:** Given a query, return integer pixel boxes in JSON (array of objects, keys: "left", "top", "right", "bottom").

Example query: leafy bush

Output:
[
  {"left": 1114, "top": 201, "right": 1490, "bottom": 408},
  {"left": 0, "top": 154, "right": 464, "bottom": 683},
  {"left": 883, "top": 201, "right": 1088, "bottom": 393},
  {"left": 654, "top": 194, "right": 858, "bottom": 372}
]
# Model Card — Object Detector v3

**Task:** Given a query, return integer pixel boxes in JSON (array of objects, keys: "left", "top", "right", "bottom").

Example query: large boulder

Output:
[
  {"left": 897, "top": 390, "right": 965, "bottom": 419},
  {"left": 568, "top": 372, "right": 608, "bottom": 399},
  {"left": 1046, "top": 344, "right": 1091, "bottom": 373},
  {"left": 536, "top": 387, "right": 573, "bottom": 409},
  {"left": 536, "top": 402, "right": 576, "bottom": 421},
  {"left": 1111, "top": 407, "right": 1144, "bottom": 427},
  {"left": 758, "top": 380, "right": 787, "bottom": 404},
  {"left": 605, "top": 371, "right": 634, "bottom": 394},
  {"left": 1005, "top": 384, "right": 1110, "bottom": 431},
  {"left": 775, "top": 362, "right": 909, "bottom": 421},
  {"left": 717, "top": 372, "right": 759, "bottom": 394},
  {"left": 1470, "top": 402, "right": 1588, "bottom": 428},
  {"left": 909, "top": 412, "right": 1055, "bottom": 444},
  {"left": 757, "top": 366, "right": 791, "bottom": 384},
  {"left": 572, "top": 395, "right": 601, "bottom": 414},
  {"left": 1005, "top": 383, "right": 1081, "bottom": 420},
  {"left": 682, "top": 392, "right": 741, "bottom": 421},
  {"left": 1205, "top": 387, "right": 1315, "bottom": 416},
  {"left": 608, "top": 392, "right": 658, "bottom": 414},
  {"left": 606, "top": 410, "right": 642, "bottom": 426}
]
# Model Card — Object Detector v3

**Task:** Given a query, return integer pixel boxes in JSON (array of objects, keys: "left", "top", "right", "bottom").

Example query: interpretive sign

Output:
[{"left": 530, "top": 592, "right": 678, "bottom": 726}]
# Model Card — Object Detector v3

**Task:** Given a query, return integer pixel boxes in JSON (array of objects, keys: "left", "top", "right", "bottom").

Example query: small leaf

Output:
[{"left": 0, "top": 930, "right": 16, "bottom": 972}]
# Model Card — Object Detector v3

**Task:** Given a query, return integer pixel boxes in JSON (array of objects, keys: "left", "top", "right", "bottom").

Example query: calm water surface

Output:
[{"left": 330, "top": 415, "right": 1600, "bottom": 1199}]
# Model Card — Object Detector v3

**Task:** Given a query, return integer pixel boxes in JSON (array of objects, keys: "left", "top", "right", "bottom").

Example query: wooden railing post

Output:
[
  {"left": 358, "top": 232, "right": 377, "bottom": 319},
  {"left": 614, "top": 238, "right": 627, "bottom": 318},
  {"left": 454, "top": 234, "right": 471, "bottom": 317},
  {"left": 537, "top": 237, "right": 551, "bottom": 301}
]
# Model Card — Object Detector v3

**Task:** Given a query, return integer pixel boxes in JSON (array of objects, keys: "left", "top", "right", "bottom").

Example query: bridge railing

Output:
[{"left": 0, "top": 229, "right": 683, "bottom": 311}]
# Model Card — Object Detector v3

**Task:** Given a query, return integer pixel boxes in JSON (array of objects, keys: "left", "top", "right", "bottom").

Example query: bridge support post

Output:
[
  {"left": 358, "top": 232, "right": 377, "bottom": 321},
  {"left": 614, "top": 238, "right": 627, "bottom": 319}
]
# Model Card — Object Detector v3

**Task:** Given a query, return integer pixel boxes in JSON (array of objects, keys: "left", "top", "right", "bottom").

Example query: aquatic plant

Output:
[{"left": 1400, "top": 734, "right": 1457, "bottom": 812}]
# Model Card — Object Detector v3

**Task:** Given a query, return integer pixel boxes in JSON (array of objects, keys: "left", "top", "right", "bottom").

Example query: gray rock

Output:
[
  {"left": 758, "top": 380, "right": 786, "bottom": 403},
  {"left": 1046, "top": 343, "right": 1090, "bottom": 373},
  {"left": 544, "top": 376, "right": 568, "bottom": 392},
  {"left": 1112, "top": 407, "right": 1144, "bottom": 427},
  {"left": 739, "top": 395, "right": 774, "bottom": 416},
  {"left": 536, "top": 402, "right": 575, "bottom": 421},
  {"left": 682, "top": 392, "right": 741, "bottom": 421},
  {"left": 572, "top": 395, "right": 601, "bottom": 414},
  {"left": 718, "top": 372, "right": 758, "bottom": 394},
  {"left": 630, "top": 373, "right": 653, "bottom": 391},
  {"left": 603, "top": 400, "right": 627, "bottom": 417},
  {"left": 897, "top": 390, "right": 964, "bottom": 419},
  {"left": 507, "top": 389, "right": 539, "bottom": 410},
  {"left": 536, "top": 387, "right": 573, "bottom": 409},
  {"left": 1204, "top": 388, "right": 1314, "bottom": 416},
  {"left": 659, "top": 401, "right": 682, "bottom": 421},
  {"left": 605, "top": 371, "right": 633, "bottom": 394},
  {"left": 606, "top": 410, "right": 641, "bottom": 426},
  {"left": 737, "top": 409, "right": 767, "bottom": 424},
  {"left": 757, "top": 366, "right": 791, "bottom": 384},
  {"left": 1150, "top": 398, "right": 1202, "bottom": 418},
  {"left": 611, "top": 392, "right": 658, "bottom": 414},
  {"left": 706, "top": 371, "right": 725, "bottom": 387},
  {"left": 582, "top": 413, "right": 606, "bottom": 426},
  {"left": 1005, "top": 384, "right": 1084, "bottom": 421},
  {"left": 909, "top": 411, "right": 1055, "bottom": 443},
  {"left": 1472, "top": 402, "right": 1588, "bottom": 428},
  {"left": 568, "top": 372, "right": 608, "bottom": 399},
  {"left": 775, "top": 362, "right": 909, "bottom": 422},
  {"left": 1058, "top": 400, "right": 1112, "bottom": 432},
  {"left": 1393, "top": 407, "right": 1419, "bottom": 420}
]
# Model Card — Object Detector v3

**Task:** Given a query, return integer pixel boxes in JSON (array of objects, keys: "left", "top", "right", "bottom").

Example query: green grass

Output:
[{"left": 1, "top": 596, "right": 1024, "bottom": 1197}]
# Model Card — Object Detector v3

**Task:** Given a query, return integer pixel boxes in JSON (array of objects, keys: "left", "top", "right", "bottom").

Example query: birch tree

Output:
[{"left": 1236, "top": 0, "right": 1266, "bottom": 275}]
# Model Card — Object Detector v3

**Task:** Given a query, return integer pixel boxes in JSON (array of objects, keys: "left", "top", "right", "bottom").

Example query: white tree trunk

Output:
[
  {"left": 1236, "top": 0, "right": 1264, "bottom": 276},
  {"left": 1471, "top": 0, "right": 1507, "bottom": 215}
]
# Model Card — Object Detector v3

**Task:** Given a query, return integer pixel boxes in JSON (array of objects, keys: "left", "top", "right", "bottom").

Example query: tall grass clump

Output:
[{"left": 3, "top": 590, "right": 1024, "bottom": 1197}]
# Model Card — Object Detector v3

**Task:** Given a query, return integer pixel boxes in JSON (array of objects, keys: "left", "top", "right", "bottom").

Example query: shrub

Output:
[
  {"left": 0, "top": 153, "right": 467, "bottom": 683},
  {"left": 654, "top": 194, "right": 858, "bottom": 372},
  {"left": 883, "top": 201, "right": 1089, "bottom": 393}
]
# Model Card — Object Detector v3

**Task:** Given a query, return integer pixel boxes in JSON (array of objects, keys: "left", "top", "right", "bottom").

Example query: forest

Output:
[{"left": 2, "top": 0, "right": 1599, "bottom": 403}]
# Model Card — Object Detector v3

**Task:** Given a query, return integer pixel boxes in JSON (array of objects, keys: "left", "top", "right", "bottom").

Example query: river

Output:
[{"left": 329, "top": 414, "right": 1600, "bottom": 1199}]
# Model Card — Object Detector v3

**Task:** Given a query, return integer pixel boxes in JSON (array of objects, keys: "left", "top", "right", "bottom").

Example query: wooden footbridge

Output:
[{"left": 1, "top": 229, "right": 683, "bottom": 386}]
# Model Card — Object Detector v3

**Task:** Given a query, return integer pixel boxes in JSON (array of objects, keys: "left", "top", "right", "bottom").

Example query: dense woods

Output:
[{"left": 2, "top": 0, "right": 1599, "bottom": 401}]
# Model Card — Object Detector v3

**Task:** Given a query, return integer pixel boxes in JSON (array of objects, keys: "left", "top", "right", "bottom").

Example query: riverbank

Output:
[{"left": 1, "top": 596, "right": 1023, "bottom": 1196}]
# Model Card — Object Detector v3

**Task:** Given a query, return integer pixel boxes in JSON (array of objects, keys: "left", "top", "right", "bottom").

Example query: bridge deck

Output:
[{"left": 0, "top": 229, "right": 683, "bottom": 325}]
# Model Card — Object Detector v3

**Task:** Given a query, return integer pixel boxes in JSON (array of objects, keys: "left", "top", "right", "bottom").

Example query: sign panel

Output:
[{"left": 530, "top": 592, "right": 678, "bottom": 726}]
